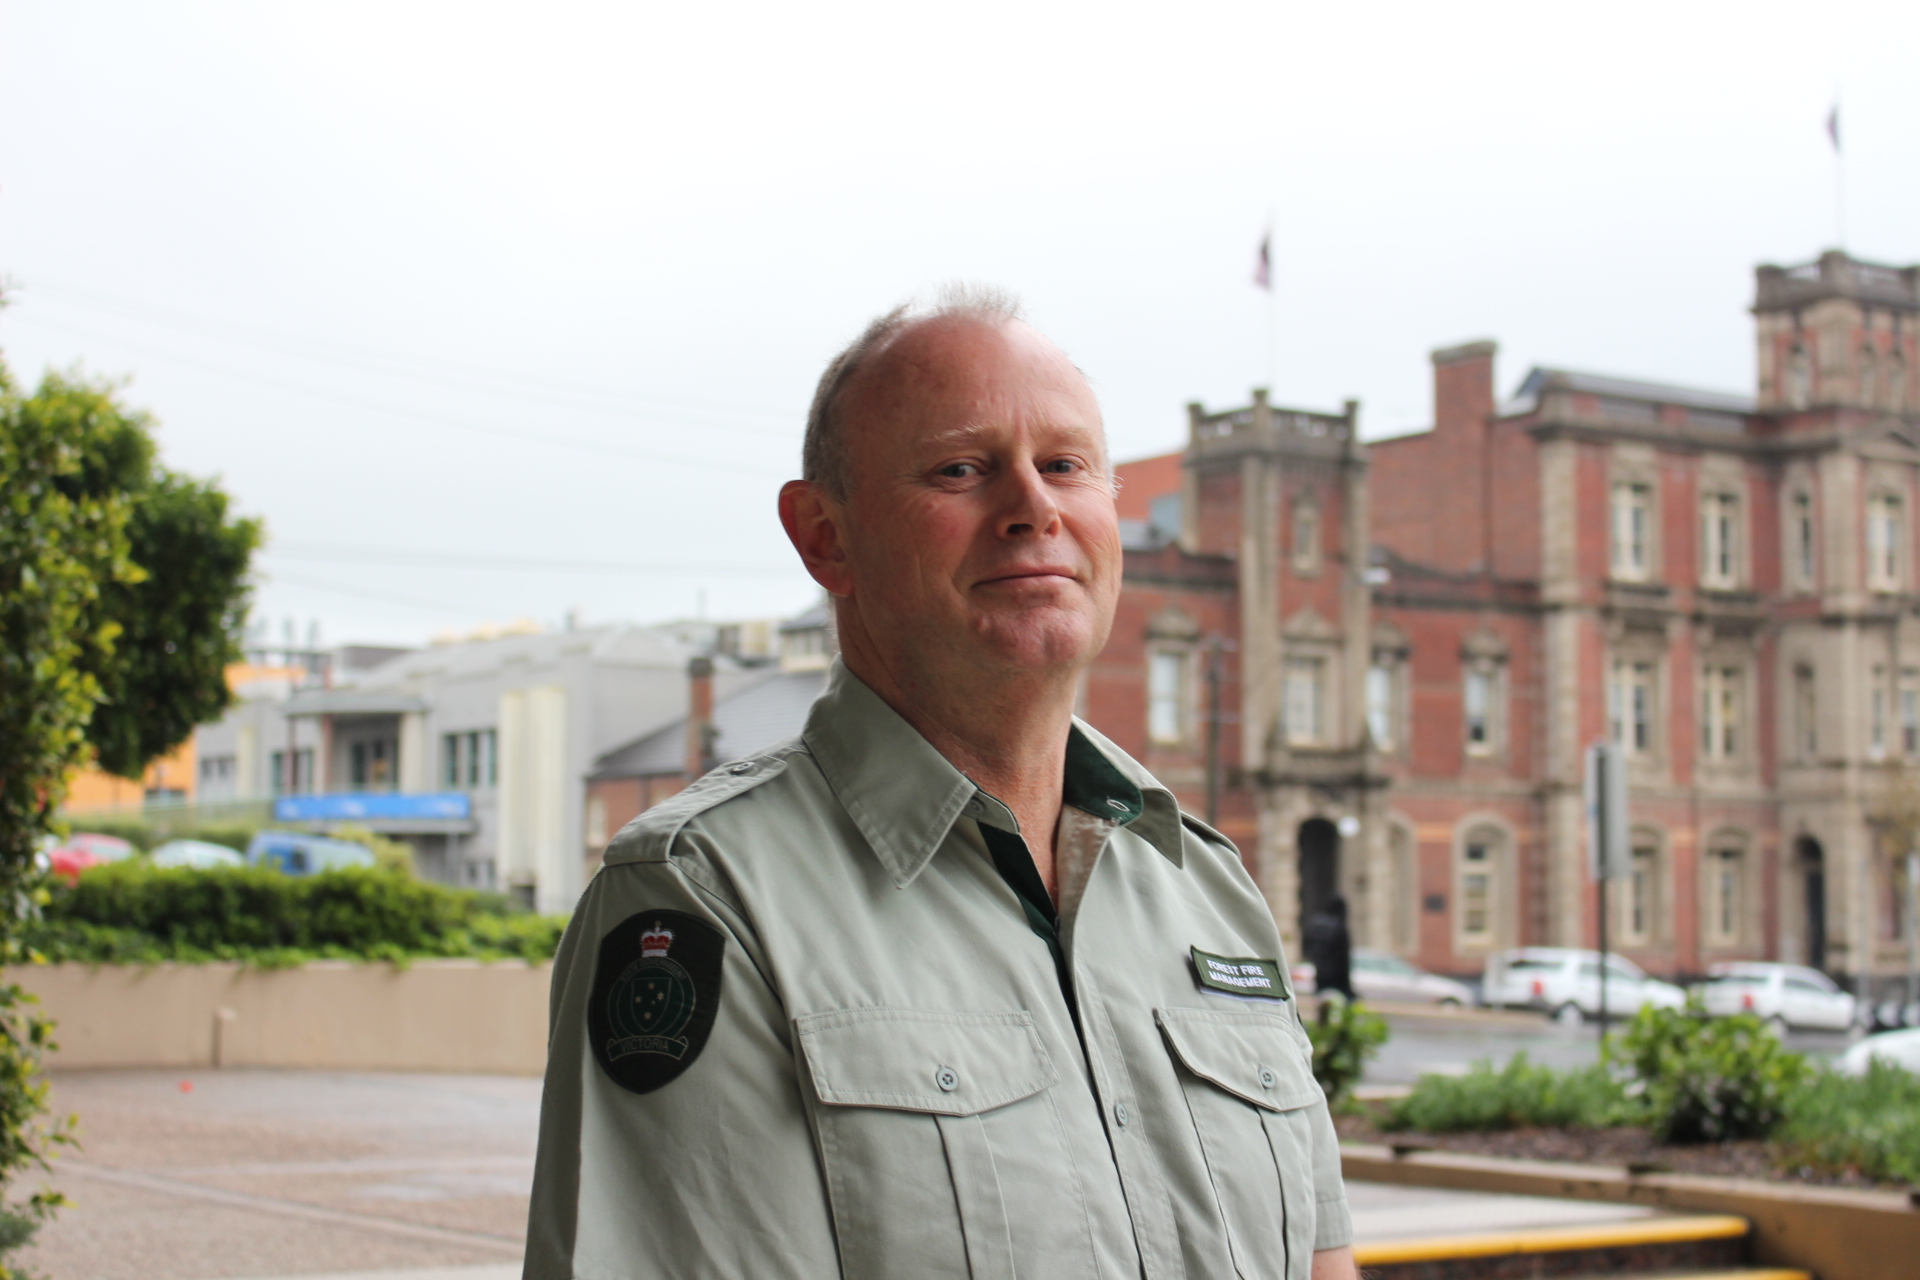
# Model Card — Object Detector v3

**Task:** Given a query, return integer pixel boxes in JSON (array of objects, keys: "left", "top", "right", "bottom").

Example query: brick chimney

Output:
[
  {"left": 1431, "top": 340, "right": 1497, "bottom": 437},
  {"left": 685, "top": 656, "right": 717, "bottom": 778}
]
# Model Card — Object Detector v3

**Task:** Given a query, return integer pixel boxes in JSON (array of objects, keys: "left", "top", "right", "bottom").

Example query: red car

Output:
[{"left": 44, "top": 832, "right": 135, "bottom": 884}]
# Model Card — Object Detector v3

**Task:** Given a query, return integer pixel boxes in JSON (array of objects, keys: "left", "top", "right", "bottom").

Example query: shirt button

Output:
[
  {"left": 727, "top": 761, "right": 755, "bottom": 776},
  {"left": 935, "top": 1066, "right": 959, "bottom": 1092},
  {"left": 1259, "top": 1067, "right": 1277, "bottom": 1089},
  {"left": 1113, "top": 1102, "right": 1131, "bottom": 1128},
  {"left": 964, "top": 797, "right": 984, "bottom": 815}
]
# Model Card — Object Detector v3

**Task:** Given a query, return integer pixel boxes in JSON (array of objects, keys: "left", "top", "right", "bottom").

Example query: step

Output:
[{"left": 1350, "top": 1213, "right": 1796, "bottom": 1280}]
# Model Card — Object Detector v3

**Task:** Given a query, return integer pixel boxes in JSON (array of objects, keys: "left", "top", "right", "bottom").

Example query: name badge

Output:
[{"left": 1191, "top": 946, "right": 1287, "bottom": 999}]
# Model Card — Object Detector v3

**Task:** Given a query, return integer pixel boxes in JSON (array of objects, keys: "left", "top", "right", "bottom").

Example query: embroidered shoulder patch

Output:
[
  {"left": 588, "top": 910, "right": 725, "bottom": 1094},
  {"left": 1191, "top": 946, "right": 1287, "bottom": 999}
]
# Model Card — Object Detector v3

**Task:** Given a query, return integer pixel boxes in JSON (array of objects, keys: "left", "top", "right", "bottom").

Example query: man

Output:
[
  {"left": 1304, "top": 897, "right": 1355, "bottom": 1001},
  {"left": 525, "top": 290, "right": 1356, "bottom": 1279}
]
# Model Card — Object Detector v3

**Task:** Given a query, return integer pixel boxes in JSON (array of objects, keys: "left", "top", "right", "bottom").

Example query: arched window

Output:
[
  {"left": 1454, "top": 822, "right": 1510, "bottom": 952},
  {"left": 1616, "top": 830, "right": 1665, "bottom": 946},
  {"left": 1702, "top": 834, "right": 1748, "bottom": 949}
]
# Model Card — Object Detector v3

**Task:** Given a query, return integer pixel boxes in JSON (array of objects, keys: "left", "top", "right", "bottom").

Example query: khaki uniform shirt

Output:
[{"left": 526, "top": 661, "right": 1351, "bottom": 1280}]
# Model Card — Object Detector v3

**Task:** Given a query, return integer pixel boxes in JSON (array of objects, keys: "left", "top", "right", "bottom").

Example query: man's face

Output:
[{"left": 819, "top": 316, "right": 1122, "bottom": 684}]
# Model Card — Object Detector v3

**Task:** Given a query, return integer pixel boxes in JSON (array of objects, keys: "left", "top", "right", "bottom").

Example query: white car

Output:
[
  {"left": 149, "top": 839, "right": 245, "bottom": 869},
  {"left": 1350, "top": 949, "right": 1474, "bottom": 1006},
  {"left": 1836, "top": 1027, "right": 1920, "bottom": 1076},
  {"left": 1696, "top": 962, "right": 1855, "bottom": 1032},
  {"left": 1482, "top": 947, "right": 1686, "bottom": 1024}
]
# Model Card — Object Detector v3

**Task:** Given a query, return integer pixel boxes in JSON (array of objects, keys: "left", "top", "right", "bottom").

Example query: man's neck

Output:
[{"left": 839, "top": 643, "right": 1079, "bottom": 896}]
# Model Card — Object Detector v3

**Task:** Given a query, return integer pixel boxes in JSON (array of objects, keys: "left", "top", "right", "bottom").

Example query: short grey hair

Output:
[{"left": 802, "top": 283, "right": 1025, "bottom": 499}]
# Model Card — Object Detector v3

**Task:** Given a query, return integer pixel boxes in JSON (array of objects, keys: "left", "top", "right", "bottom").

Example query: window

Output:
[
  {"left": 1461, "top": 840, "right": 1492, "bottom": 940},
  {"left": 1871, "top": 665, "right": 1889, "bottom": 760},
  {"left": 1700, "top": 665, "right": 1741, "bottom": 760},
  {"left": 1284, "top": 657, "right": 1324, "bottom": 745},
  {"left": 1794, "top": 665, "right": 1818, "bottom": 758},
  {"left": 1705, "top": 842, "right": 1745, "bottom": 946},
  {"left": 1611, "top": 481, "right": 1653, "bottom": 580},
  {"left": 1610, "top": 658, "right": 1655, "bottom": 756},
  {"left": 349, "top": 739, "right": 395, "bottom": 790},
  {"left": 1620, "top": 840, "right": 1660, "bottom": 945},
  {"left": 1790, "top": 491, "right": 1816, "bottom": 588},
  {"left": 443, "top": 729, "right": 498, "bottom": 789},
  {"left": 1291, "top": 500, "right": 1321, "bottom": 573},
  {"left": 1867, "top": 492, "right": 1904, "bottom": 591},
  {"left": 1148, "top": 649, "right": 1190, "bottom": 745},
  {"left": 1464, "top": 668, "right": 1493, "bottom": 753},
  {"left": 270, "top": 748, "right": 313, "bottom": 795},
  {"left": 1700, "top": 490, "right": 1739, "bottom": 588},
  {"left": 1902, "top": 668, "right": 1919, "bottom": 755},
  {"left": 1366, "top": 663, "right": 1395, "bottom": 749},
  {"left": 1786, "top": 341, "right": 1812, "bottom": 409}
]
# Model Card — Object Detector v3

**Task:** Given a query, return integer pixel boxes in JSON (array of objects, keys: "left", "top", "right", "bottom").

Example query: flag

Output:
[
  {"left": 1826, "top": 104, "right": 1840, "bottom": 153},
  {"left": 1253, "top": 232, "right": 1271, "bottom": 291}
]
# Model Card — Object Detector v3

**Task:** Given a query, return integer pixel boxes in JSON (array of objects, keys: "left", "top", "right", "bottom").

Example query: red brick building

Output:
[{"left": 1085, "top": 250, "right": 1920, "bottom": 992}]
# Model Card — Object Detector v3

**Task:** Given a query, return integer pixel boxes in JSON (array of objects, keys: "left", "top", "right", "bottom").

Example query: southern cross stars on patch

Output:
[{"left": 589, "top": 910, "right": 725, "bottom": 1094}]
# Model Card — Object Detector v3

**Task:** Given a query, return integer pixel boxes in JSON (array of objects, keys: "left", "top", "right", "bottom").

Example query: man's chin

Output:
[{"left": 964, "top": 608, "right": 1102, "bottom": 672}]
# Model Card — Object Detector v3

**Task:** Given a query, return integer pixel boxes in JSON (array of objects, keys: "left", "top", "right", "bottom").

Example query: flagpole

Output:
[{"left": 1829, "top": 97, "right": 1846, "bottom": 250}]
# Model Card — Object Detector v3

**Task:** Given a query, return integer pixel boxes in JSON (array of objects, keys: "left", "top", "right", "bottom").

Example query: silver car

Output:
[
  {"left": 1696, "top": 962, "right": 1855, "bottom": 1033},
  {"left": 1349, "top": 949, "right": 1474, "bottom": 1006}
]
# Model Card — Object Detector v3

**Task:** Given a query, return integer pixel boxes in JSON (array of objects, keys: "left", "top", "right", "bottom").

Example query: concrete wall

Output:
[{"left": 9, "top": 961, "right": 552, "bottom": 1074}]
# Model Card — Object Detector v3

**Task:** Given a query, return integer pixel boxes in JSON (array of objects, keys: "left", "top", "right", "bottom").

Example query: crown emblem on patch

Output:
[{"left": 639, "top": 925, "right": 675, "bottom": 957}]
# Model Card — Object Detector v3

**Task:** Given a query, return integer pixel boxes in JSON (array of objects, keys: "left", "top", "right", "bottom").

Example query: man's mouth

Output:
[{"left": 977, "top": 567, "right": 1079, "bottom": 587}]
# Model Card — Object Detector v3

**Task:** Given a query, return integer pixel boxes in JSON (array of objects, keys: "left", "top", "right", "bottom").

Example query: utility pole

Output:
[
  {"left": 1205, "top": 636, "right": 1224, "bottom": 828},
  {"left": 1587, "top": 741, "right": 1628, "bottom": 1039},
  {"left": 1908, "top": 847, "right": 1919, "bottom": 1010}
]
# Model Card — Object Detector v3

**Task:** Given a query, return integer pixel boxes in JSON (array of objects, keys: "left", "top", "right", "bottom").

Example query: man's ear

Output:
[{"left": 779, "top": 480, "right": 855, "bottom": 598}]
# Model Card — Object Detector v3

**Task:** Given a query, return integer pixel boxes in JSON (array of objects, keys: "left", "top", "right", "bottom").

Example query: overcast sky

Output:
[{"left": 4, "top": 1, "right": 1916, "bottom": 646}]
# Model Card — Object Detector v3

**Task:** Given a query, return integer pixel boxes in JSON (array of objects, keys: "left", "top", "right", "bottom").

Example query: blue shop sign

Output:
[{"left": 273, "top": 792, "right": 472, "bottom": 823}]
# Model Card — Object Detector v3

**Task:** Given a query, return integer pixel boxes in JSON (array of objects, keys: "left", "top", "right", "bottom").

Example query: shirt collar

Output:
[{"left": 802, "top": 658, "right": 1186, "bottom": 888}]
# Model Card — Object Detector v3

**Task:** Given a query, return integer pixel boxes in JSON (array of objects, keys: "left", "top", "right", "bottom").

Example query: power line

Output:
[
  {"left": 263, "top": 543, "right": 801, "bottom": 578},
  {"left": 259, "top": 570, "right": 499, "bottom": 620},
  {"left": 6, "top": 313, "right": 793, "bottom": 478},
  {"left": 18, "top": 278, "right": 800, "bottom": 438}
]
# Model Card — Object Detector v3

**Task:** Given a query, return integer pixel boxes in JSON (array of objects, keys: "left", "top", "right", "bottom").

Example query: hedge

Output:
[{"left": 25, "top": 862, "right": 565, "bottom": 966}]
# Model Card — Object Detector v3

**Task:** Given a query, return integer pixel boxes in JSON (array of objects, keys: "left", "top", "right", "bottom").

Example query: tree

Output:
[
  {"left": 0, "top": 355, "right": 259, "bottom": 1273},
  {"left": 87, "top": 470, "right": 261, "bottom": 778}
]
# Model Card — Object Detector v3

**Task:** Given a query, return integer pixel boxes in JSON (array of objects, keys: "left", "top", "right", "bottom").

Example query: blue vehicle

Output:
[{"left": 246, "top": 831, "right": 378, "bottom": 875}]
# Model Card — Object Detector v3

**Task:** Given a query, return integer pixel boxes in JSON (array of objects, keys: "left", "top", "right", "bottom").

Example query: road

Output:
[
  {"left": 1361, "top": 1003, "right": 1859, "bottom": 1085},
  {"left": 21, "top": 1054, "right": 1672, "bottom": 1280}
]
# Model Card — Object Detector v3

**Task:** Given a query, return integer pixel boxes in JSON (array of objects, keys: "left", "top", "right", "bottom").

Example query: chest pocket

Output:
[
  {"left": 1156, "top": 1007, "right": 1322, "bottom": 1280},
  {"left": 795, "top": 1007, "right": 1096, "bottom": 1280}
]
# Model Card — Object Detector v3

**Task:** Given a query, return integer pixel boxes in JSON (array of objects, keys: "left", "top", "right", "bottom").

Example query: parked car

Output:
[
  {"left": 246, "top": 831, "right": 376, "bottom": 875},
  {"left": 1482, "top": 947, "right": 1686, "bottom": 1024},
  {"left": 150, "top": 839, "right": 245, "bottom": 870},
  {"left": 43, "top": 831, "right": 137, "bottom": 884},
  {"left": 1343, "top": 949, "right": 1473, "bottom": 1005},
  {"left": 1696, "top": 962, "right": 1855, "bottom": 1032},
  {"left": 1836, "top": 1026, "right": 1920, "bottom": 1076}
]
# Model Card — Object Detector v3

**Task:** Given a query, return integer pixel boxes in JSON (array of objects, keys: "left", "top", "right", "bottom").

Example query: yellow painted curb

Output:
[
  {"left": 1651, "top": 1271, "right": 1811, "bottom": 1280},
  {"left": 1352, "top": 1213, "right": 1749, "bottom": 1266}
]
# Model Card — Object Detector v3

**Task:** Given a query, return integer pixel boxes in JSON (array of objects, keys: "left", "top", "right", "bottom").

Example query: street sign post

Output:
[{"left": 1585, "top": 742, "right": 1630, "bottom": 1035}]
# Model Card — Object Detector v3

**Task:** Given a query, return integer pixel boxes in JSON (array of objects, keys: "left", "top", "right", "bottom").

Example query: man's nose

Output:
[{"left": 996, "top": 460, "right": 1062, "bottom": 538}]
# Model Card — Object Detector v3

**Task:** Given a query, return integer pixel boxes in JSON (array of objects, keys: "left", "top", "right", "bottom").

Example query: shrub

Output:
[
  {"left": 1773, "top": 1061, "right": 1920, "bottom": 1185},
  {"left": 1610, "top": 1000, "right": 1810, "bottom": 1143},
  {"left": 1383, "top": 1053, "right": 1634, "bottom": 1133},
  {"left": 1304, "top": 997, "right": 1389, "bottom": 1105},
  {"left": 25, "top": 862, "right": 565, "bottom": 965}
]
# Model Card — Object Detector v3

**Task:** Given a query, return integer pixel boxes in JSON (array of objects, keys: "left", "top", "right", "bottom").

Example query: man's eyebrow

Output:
[{"left": 913, "top": 420, "right": 1105, "bottom": 451}]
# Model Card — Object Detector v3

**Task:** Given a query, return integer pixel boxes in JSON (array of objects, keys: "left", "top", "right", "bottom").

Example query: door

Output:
[
  {"left": 1296, "top": 819, "right": 1341, "bottom": 939},
  {"left": 1800, "top": 838, "right": 1827, "bottom": 971}
]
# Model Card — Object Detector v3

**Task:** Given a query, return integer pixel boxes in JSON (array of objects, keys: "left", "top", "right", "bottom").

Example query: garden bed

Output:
[{"left": 1334, "top": 1111, "right": 1888, "bottom": 1188}]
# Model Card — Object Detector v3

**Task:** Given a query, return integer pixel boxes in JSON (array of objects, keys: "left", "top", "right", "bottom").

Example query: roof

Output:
[
  {"left": 1506, "top": 367, "right": 1755, "bottom": 418},
  {"left": 342, "top": 622, "right": 703, "bottom": 690},
  {"left": 591, "top": 668, "right": 829, "bottom": 779}
]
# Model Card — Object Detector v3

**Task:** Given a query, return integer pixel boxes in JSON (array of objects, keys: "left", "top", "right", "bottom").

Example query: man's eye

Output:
[
  {"left": 938, "top": 462, "right": 980, "bottom": 478},
  {"left": 1042, "top": 459, "right": 1080, "bottom": 474}
]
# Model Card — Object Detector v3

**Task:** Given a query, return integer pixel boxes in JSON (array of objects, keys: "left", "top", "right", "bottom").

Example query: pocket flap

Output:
[
  {"left": 795, "top": 1007, "right": 1058, "bottom": 1116},
  {"left": 1155, "top": 1007, "right": 1321, "bottom": 1111}
]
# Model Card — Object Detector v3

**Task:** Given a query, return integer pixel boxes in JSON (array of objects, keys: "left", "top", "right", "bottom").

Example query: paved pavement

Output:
[
  {"left": 23, "top": 1058, "right": 1681, "bottom": 1280},
  {"left": 19, "top": 1070, "right": 534, "bottom": 1280}
]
